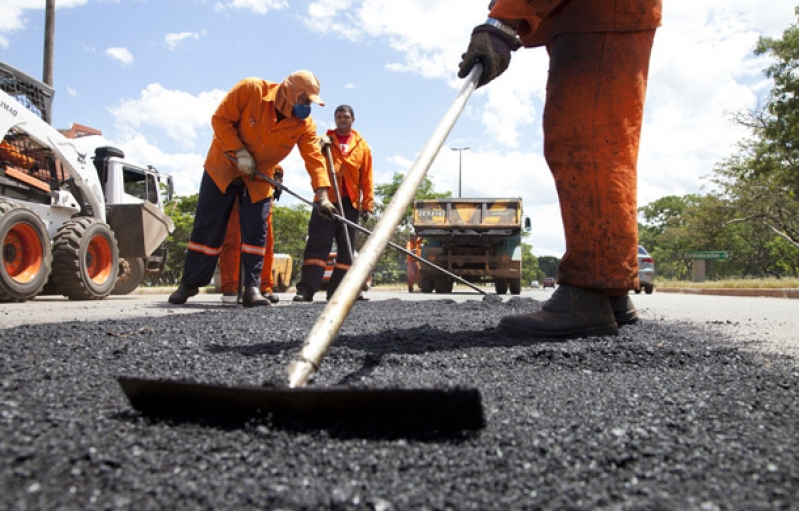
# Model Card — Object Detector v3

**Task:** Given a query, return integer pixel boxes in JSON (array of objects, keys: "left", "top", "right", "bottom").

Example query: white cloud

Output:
[
  {"left": 165, "top": 31, "right": 203, "bottom": 51},
  {"left": 105, "top": 47, "right": 134, "bottom": 66},
  {"left": 109, "top": 84, "right": 226, "bottom": 151},
  {"left": 0, "top": 0, "right": 89, "bottom": 49},
  {"left": 213, "top": 0, "right": 288, "bottom": 15}
]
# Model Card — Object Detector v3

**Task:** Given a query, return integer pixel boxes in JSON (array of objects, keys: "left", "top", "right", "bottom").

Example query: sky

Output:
[{"left": 1, "top": 0, "right": 797, "bottom": 257}]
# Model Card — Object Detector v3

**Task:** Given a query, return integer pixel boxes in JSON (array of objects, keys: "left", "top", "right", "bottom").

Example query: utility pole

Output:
[
  {"left": 43, "top": 0, "right": 56, "bottom": 86},
  {"left": 451, "top": 147, "right": 469, "bottom": 198}
]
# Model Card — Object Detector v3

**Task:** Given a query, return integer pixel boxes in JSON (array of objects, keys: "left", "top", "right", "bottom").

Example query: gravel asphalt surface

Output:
[{"left": 2, "top": 291, "right": 798, "bottom": 510}]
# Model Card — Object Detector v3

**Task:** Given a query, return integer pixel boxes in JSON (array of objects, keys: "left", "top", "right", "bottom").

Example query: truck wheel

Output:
[
  {"left": 112, "top": 257, "right": 145, "bottom": 295},
  {"left": 51, "top": 218, "right": 119, "bottom": 300},
  {"left": 645, "top": 284, "right": 654, "bottom": 295},
  {"left": 420, "top": 277, "right": 434, "bottom": 294},
  {"left": 434, "top": 277, "right": 453, "bottom": 294},
  {"left": 494, "top": 278, "right": 508, "bottom": 295},
  {"left": 0, "top": 202, "right": 52, "bottom": 302},
  {"left": 509, "top": 278, "right": 522, "bottom": 295}
]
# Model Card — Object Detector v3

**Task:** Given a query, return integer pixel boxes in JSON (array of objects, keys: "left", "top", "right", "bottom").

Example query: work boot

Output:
[
  {"left": 242, "top": 287, "right": 270, "bottom": 308},
  {"left": 499, "top": 285, "right": 619, "bottom": 339},
  {"left": 221, "top": 292, "right": 238, "bottom": 305},
  {"left": 293, "top": 290, "right": 313, "bottom": 302},
  {"left": 609, "top": 294, "right": 639, "bottom": 326},
  {"left": 168, "top": 283, "right": 199, "bottom": 305},
  {"left": 261, "top": 290, "right": 280, "bottom": 304}
]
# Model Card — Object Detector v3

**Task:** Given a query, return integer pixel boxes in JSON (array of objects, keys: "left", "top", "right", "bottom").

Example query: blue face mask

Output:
[{"left": 292, "top": 103, "right": 311, "bottom": 120}]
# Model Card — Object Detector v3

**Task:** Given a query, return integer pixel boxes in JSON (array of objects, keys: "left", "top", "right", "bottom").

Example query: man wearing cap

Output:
[{"left": 169, "top": 70, "right": 337, "bottom": 307}]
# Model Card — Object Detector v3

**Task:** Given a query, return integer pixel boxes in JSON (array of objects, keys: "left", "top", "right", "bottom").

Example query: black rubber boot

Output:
[
  {"left": 242, "top": 287, "right": 270, "bottom": 308},
  {"left": 609, "top": 295, "right": 639, "bottom": 326},
  {"left": 293, "top": 290, "right": 313, "bottom": 302},
  {"left": 168, "top": 283, "right": 199, "bottom": 305},
  {"left": 261, "top": 292, "right": 280, "bottom": 304},
  {"left": 499, "top": 285, "right": 618, "bottom": 339}
]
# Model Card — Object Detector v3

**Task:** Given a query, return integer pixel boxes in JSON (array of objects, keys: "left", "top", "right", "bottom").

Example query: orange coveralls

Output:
[
  {"left": 489, "top": 0, "right": 662, "bottom": 293},
  {"left": 406, "top": 237, "right": 423, "bottom": 292},
  {"left": 219, "top": 202, "right": 276, "bottom": 295}
]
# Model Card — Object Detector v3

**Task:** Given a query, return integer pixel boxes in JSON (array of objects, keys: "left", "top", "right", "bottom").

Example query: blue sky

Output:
[{"left": 2, "top": 0, "right": 796, "bottom": 256}]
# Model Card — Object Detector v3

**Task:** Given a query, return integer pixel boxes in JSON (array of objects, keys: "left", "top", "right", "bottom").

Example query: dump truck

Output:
[
  {"left": 412, "top": 198, "right": 529, "bottom": 295},
  {"left": 0, "top": 60, "right": 174, "bottom": 301}
]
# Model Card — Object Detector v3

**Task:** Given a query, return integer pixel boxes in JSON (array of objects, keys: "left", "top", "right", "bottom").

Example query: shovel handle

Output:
[{"left": 288, "top": 64, "right": 483, "bottom": 388}]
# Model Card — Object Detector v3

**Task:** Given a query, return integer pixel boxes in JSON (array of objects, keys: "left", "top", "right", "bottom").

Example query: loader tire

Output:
[
  {"left": 0, "top": 201, "right": 52, "bottom": 302},
  {"left": 112, "top": 257, "right": 145, "bottom": 295},
  {"left": 50, "top": 218, "right": 119, "bottom": 300}
]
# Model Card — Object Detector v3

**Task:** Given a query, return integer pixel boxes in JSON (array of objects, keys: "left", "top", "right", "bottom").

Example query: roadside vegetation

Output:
[{"left": 149, "top": 10, "right": 799, "bottom": 289}]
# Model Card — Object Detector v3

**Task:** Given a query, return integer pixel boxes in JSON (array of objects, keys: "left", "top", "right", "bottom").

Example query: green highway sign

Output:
[{"left": 681, "top": 251, "right": 729, "bottom": 260}]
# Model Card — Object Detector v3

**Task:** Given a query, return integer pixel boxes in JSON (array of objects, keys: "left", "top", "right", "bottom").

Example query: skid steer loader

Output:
[{"left": 0, "top": 60, "right": 174, "bottom": 302}]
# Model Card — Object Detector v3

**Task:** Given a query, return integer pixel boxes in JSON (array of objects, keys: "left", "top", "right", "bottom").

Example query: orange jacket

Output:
[
  {"left": 489, "top": 0, "right": 662, "bottom": 47},
  {"left": 406, "top": 237, "right": 423, "bottom": 262},
  {"left": 324, "top": 128, "right": 374, "bottom": 212},
  {"left": 204, "top": 78, "right": 330, "bottom": 203}
]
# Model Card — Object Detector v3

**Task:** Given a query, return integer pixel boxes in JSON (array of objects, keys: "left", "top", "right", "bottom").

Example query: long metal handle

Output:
[
  {"left": 255, "top": 172, "right": 486, "bottom": 294},
  {"left": 322, "top": 144, "right": 354, "bottom": 262},
  {"left": 287, "top": 64, "right": 483, "bottom": 387}
]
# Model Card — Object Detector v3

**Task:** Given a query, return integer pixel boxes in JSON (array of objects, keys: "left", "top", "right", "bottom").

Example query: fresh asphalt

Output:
[{"left": 1, "top": 287, "right": 797, "bottom": 509}]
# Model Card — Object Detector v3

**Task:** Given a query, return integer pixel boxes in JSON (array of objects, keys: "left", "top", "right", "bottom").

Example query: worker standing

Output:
[
  {"left": 406, "top": 232, "right": 423, "bottom": 292},
  {"left": 458, "top": 0, "right": 661, "bottom": 337},
  {"left": 169, "top": 70, "right": 336, "bottom": 307},
  {"left": 218, "top": 166, "right": 283, "bottom": 304},
  {"left": 293, "top": 105, "right": 374, "bottom": 302}
]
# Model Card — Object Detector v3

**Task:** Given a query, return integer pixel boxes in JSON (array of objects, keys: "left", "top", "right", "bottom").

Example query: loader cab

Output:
[{"left": 92, "top": 146, "right": 171, "bottom": 208}]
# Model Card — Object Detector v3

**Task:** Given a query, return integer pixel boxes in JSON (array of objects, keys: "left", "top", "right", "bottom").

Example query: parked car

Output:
[
  {"left": 530, "top": 280, "right": 540, "bottom": 288},
  {"left": 543, "top": 277, "right": 556, "bottom": 288},
  {"left": 636, "top": 245, "right": 655, "bottom": 294}
]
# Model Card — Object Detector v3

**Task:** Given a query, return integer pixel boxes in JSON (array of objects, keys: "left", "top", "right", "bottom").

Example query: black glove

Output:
[
  {"left": 316, "top": 196, "right": 337, "bottom": 221},
  {"left": 360, "top": 210, "right": 372, "bottom": 223},
  {"left": 458, "top": 24, "right": 520, "bottom": 88},
  {"left": 272, "top": 169, "right": 283, "bottom": 202}
]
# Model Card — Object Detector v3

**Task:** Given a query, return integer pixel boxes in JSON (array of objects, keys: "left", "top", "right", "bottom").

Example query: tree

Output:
[
  {"left": 272, "top": 204, "right": 312, "bottom": 284},
  {"left": 714, "top": 9, "right": 799, "bottom": 254},
  {"left": 146, "top": 193, "right": 198, "bottom": 285}
]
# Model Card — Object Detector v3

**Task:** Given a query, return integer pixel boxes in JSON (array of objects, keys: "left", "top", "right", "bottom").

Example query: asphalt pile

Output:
[{"left": 2, "top": 297, "right": 797, "bottom": 510}]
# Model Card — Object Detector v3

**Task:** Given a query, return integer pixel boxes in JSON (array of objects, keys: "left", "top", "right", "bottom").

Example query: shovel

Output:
[{"left": 118, "top": 64, "right": 485, "bottom": 434}]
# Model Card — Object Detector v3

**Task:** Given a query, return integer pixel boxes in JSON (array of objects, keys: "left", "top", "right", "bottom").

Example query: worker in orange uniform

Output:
[
  {"left": 169, "top": 70, "right": 336, "bottom": 307},
  {"left": 406, "top": 232, "right": 423, "bottom": 293},
  {"left": 458, "top": 0, "right": 661, "bottom": 337},
  {"left": 293, "top": 104, "right": 374, "bottom": 302},
  {"left": 218, "top": 166, "right": 283, "bottom": 304}
]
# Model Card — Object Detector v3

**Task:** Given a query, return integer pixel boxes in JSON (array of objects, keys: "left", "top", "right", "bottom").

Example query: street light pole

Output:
[{"left": 451, "top": 146, "right": 469, "bottom": 198}]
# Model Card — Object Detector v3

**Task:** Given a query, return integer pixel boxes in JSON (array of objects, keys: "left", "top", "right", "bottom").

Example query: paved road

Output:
[{"left": 2, "top": 287, "right": 797, "bottom": 359}]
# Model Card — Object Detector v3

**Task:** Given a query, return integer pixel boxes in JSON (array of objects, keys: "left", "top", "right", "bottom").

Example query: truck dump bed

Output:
[{"left": 412, "top": 198, "right": 523, "bottom": 245}]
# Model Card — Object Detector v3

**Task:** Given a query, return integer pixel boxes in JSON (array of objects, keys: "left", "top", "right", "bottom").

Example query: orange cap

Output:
[{"left": 282, "top": 70, "right": 324, "bottom": 106}]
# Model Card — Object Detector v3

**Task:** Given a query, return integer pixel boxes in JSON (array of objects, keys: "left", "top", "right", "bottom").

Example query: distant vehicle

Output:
[
  {"left": 543, "top": 277, "right": 556, "bottom": 288},
  {"left": 635, "top": 245, "right": 655, "bottom": 294},
  {"left": 530, "top": 280, "right": 540, "bottom": 288}
]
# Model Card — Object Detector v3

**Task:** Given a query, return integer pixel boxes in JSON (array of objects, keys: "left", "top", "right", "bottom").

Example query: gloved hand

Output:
[
  {"left": 316, "top": 196, "right": 338, "bottom": 221},
  {"left": 360, "top": 210, "right": 372, "bottom": 223},
  {"left": 458, "top": 23, "right": 521, "bottom": 88},
  {"left": 319, "top": 135, "right": 332, "bottom": 152},
  {"left": 235, "top": 148, "right": 256, "bottom": 178},
  {"left": 272, "top": 168, "right": 283, "bottom": 201}
]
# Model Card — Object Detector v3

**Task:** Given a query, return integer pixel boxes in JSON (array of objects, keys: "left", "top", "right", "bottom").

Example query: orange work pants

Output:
[
  {"left": 543, "top": 29, "right": 655, "bottom": 293},
  {"left": 406, "top": 260, "right": 421, "bottom": 291},
  {"left": 219, "top": 203, "right": 274, "bottom": 294}
]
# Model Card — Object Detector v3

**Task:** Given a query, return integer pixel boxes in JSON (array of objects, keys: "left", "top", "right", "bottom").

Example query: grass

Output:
[{"left": 658, "top": 277, "right": 799, "bottom": 289}]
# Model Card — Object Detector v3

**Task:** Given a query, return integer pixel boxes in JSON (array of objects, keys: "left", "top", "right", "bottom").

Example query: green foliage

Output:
[
  {"left": 520, "top": 242, "right": 542, "bottom": 284},
  {"left": 145, "top": 193, "right": 198, "bottom": 285},
  {"left": 537, "top": 256, "right": 559, "bottom": 279},
  {"left": 272, "top": 204, "right": 312, "bottom": 284}
]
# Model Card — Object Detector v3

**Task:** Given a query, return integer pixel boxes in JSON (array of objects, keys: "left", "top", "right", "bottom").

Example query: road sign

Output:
[{"left": 681, "top": 251, "right": 729, "bottom": 260}]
